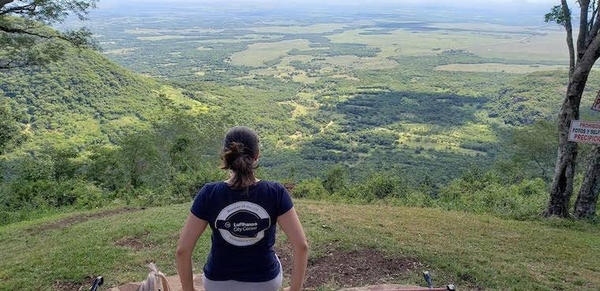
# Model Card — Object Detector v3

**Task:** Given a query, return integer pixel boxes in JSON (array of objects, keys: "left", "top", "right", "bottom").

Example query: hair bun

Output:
[{"left": 228, "top": 142, "right": 246, "bottom": 155}]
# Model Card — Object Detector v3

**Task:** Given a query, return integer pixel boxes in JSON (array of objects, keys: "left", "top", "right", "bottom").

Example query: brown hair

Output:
[{"left": 220, "top": 126, "right": 259, "bottom": 189}]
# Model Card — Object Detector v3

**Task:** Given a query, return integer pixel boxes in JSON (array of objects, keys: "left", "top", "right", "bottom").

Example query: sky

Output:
[
  {"left": 94, "top": 0, "right": 568, "bottom": 18},
  {"left": 97, "top": 0, "right": 563, "bottom": 7}
]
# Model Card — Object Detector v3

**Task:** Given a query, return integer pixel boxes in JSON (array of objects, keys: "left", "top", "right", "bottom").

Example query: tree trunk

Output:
[
  {"left": 574, "top": 146, "right": 600, "bottom": 219},
  {"left": 546, "top": 34, "right": 600, "bottom": 217},
  {"left": 546, "top": 77, "right": 589, "bottom": 217},
  {"left": 546, "top": 137, "right": 577, "bottom": 217}
]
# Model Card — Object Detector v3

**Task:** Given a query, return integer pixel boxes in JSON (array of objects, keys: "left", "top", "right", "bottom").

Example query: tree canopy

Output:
[{"left": 0, "top": 0, "right": 98, "bottom": 69}]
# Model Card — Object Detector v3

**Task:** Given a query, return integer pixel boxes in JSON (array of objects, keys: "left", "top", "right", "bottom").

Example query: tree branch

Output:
[
  {"left": 575, "top": 29, "right": 600, "bottom": 76},
  {"left": 589, "top": 1, "right": 597, "bottom": 34},
  {"left": 587, "top": 3, "right": 600, "bottom": 46},
  {"left": 563, "top": 0, "right": 576, "bottom": 77},
  {"left": 0, "top": 3, "right": 36, "bottom": 16},
  {"left": 578, "top": 0, "right": 591, "bottom": 60},
  {"left": 0, "top": 0, "right": 14, "bottom": 10},
  {"left": 0, "top": 23, "right": 63, "bottom": 40},
  {"left": 1, "top": 1, "right": 98, "bottom": 23}
]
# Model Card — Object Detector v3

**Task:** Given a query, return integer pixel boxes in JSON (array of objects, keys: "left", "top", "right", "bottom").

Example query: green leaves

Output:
[
  {"left": 0, "top": 0, "right": 98, "bottom": 23},
  {"left": 545, "top": 4, "right": 571, "bottom": 27},
  {"left": 0, "top": 0, "right": 98, "bottom": 69},
  {"left": 0, "top": 97, "right": 25, "bottom": 155}
]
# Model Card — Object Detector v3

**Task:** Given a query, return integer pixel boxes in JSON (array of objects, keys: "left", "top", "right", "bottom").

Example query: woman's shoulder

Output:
[
  {"left": 197, "top": 181, "right": 227, "bottom": 195},
  {"left": 204, "top": 181, "right": 226, "bottom": 187},
  {"left": 258, "top": 180, "right": 285, "bottom": 189},
  {"left": 257, "top": 180, "right": 290, "bottom": 195}
]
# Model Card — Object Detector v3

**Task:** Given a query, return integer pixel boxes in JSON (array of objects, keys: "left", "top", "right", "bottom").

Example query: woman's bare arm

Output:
[
  {"left": 176, "top": 213, "right": 208, "bottom": 291},
  {"left": 278, "top": 207, "right": 309, "bottom": 291}
]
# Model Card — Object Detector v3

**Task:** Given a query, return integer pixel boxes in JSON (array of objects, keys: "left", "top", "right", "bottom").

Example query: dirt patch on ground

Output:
[
  {"left": 275, "top": 244, "right": 425, "bottom": 290},
  {"left": 27, "top": 207, "right": 142, "bottom": 233},
  {"left": 53, "top": 276, "right": 96, "bottom": 291},
  {"left": 114, "top": 231, "right": 157, "bottom": 251}
]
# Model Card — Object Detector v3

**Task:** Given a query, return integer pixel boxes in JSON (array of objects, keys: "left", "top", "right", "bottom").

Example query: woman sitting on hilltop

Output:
[{"left": 176, "top": 126, "right": 309, "bottom": 291}]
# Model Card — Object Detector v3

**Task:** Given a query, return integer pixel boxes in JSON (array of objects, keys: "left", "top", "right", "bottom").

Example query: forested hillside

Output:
[
  {"left": 2, "top": 48, "right": 169, "bottom": 145},
  {"left": 0, "top": 47, "right": 231, "bottom": 224},
  {"left": 0, "top": 44, "right": 573, "bottom": 225}
]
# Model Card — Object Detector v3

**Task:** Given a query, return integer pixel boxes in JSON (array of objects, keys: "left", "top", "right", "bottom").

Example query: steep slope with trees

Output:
[{"left": 0, "top": 41, "right": 228, "bottom": 225}]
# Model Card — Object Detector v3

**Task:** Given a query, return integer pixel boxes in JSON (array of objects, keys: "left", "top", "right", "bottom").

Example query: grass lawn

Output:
[{"left": 0, "top": 201, "right": 599, "bottom": 291}]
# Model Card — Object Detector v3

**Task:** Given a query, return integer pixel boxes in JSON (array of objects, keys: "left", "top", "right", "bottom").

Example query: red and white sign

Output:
[
  {"left": 592, "top": 96, "right": 600, "bottom": 112},
  {"left": 568, "top": 120, "right": 600, "bottom": 144}
]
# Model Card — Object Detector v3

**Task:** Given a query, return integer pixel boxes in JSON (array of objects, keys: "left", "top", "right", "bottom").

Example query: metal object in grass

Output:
[
  {"left": 385, "top": 271, "right": 456, "bottom": 291},
  {"left": 90, "top": 276, "right": 104, "bottom": 291},
  {"left": 422, "top": 271, "right": 455, "bottom": 290}
]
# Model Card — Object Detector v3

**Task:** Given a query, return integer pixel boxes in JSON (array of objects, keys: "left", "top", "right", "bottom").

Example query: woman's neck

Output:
[{"left": 225, "top": 172, "right": 260, "bottom": 185}]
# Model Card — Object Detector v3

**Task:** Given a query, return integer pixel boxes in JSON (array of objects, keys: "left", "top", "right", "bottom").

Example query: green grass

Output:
[
  {"left": 159, "top": 85, "right": 209, "bottom": 115},
  {"left": 229, "top": 39, "right": 313, "bottom": 67},
  {"left": 1, "top": 201, "right": 599, "bottom": 291}
]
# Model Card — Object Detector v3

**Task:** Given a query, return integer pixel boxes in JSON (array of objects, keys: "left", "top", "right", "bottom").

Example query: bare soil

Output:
[
  {"left": 275, "top": 244, "right": 425, "bottom": 290},
  {"left": 114, "top": 231, "right": 157, "bottom": 250},
  {"left": 53, "top": 276, "right": 96, "bottom": 291},
  {"left": 27, "top": 207, "right": 141, "bottom": 233}
]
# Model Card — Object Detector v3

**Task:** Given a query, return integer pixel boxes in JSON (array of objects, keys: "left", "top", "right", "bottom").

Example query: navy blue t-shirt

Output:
[{"left": 190, "top": 180, "right": 294, "bottom": 282}]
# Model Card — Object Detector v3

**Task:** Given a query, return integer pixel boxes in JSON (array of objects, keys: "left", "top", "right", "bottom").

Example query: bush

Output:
[
  {"left": 439, "top": 177, "right": 548, "bottom": 220},
  {"left": 363, "top": 173, "right": 408, "bottom": 199},
  {"left": 294, "top": 178, "right": 328, "bottom": 199},
  {"left": 71, "top": 182, "right": 107, "bottom": 209},
  {"left": 322, "top": 165, "right": 348, "bottom": 194},
  {"left": 169, "top": 167, "right": 226, "bottom": 202}
]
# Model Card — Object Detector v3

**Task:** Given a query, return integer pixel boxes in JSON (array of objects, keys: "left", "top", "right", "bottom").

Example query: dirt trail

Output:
[{"left": 27, "top": 207, "right": 141, "bottom": 233}]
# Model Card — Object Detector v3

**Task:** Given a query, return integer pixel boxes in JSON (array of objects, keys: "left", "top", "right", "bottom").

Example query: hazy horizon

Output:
[
  {"left": 96, "top": 0, "right": 563, "bottom": 11},
  {"left": 84, "top": 0, "right": 566, "bottom": 28}
]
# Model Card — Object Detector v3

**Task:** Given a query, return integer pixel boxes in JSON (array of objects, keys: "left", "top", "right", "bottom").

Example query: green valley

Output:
[
  {"left": 4, "top": 1, "right": 600, "bottom": 222},
  {"left": 2, "top": 1, "right": 600, "bottom": 290},
  {"left": 86, "top": 3, "right": 594, "bottom": 183}
]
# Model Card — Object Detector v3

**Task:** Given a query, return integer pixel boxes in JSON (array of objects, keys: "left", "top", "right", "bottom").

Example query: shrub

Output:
[
  {"left": 439, "top": 177, "right": 547, "bottom": 220},
  {"left": 321, "top": 165, "right": 348, "bottom": 194},
  {"left": 294, "top": 178, "right": 328, "bottom": 199},
  {"left": 362, "top": 173, "right": 408, "bottom": 199},
  {"left": 170, "top": 166, "right": 225, "bottom": 199},
  {"left": 71, "top": 182, "right": 107, "bottom": 209}
]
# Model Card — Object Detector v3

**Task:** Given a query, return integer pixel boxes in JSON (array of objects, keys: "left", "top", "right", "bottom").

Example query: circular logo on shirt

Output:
[{"left": 215, "top": 201, "right": 271, "bottom": 246}]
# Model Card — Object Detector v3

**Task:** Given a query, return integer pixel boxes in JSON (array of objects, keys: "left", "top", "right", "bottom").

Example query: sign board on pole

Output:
[
  {"left": 568, "top": 120, "right": 600, "bottom": 144},
  {"left": 592, "top": 96, "right": 600, "bottom": 112}
]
